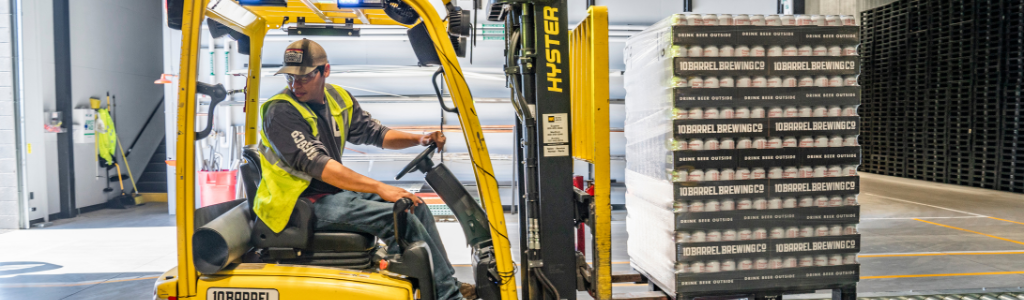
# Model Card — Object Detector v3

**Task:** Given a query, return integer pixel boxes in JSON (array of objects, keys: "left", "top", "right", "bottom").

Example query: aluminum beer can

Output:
[
  {"left": 830, "top": 224, "right": 844, "bottom": 236},
  {"left": 704, "top": 168, "right": 720, "bottom": 181},
  {"left": 768, "top": 197, "right": 783, "bottom": 209},
  {"left": 690, "top": 77, "right": 704, "bottom": 88},
  {"left": 734, "top": 107, "right": 751, "bottom": 119},
  {"left": 844, "top": 224, "right": 858, "bottom": 235},
  {"left": 737, "top": 199, "right": 753, "bottom": 210},
  {"left": 703, "top": 45, "right": 719, "bottom": 57},
  {"left": 784, "top": 107, "right": 799, "bottom": 118},
  {"left": 783, "top": 136, "right": 798, "bottom": 147},
  {"left": 737, "top": 167, "right": 752, "bottom": 179},
  {"left": 720, "top": 137, "right": 736, "bottom": 149},
  {"left": 676, "top": 231, "right": 690, "bottom": 243},
  {"left": 780, "top": 15, "right": 796, "bottom": 26},
  {"left": 843, "top": 254, "right": 858, "bottom": 265},
  {"left": 688, "top": 108, "right": 704, "bottom": 120},
  {"left": 753, "top": 138, "right": 768, "bottom": 149},
  {"left": 811, "top": 15, "right": 826, "bottom": 26},
  {"left": 753, "top": 198, "right": 768, "bottom": 210},
  {"left": 841, "top": 15, "right": 856, "bottom": 25},
  {"left": 827, "top": 165, "right": 842, "bottom": 177},
  {"left": 799, "top": 136, "right": 815, "bottom": 148},
  {"left": 734, "top": 14, "right": 751, "bottom": 25},
  {"left": 718, "top": 14, "right": 733, "bottom": 25},
  {"left": 750, "top": 14, "right": 766, "bottom": 26},
  {"left": 783, "top": 76, "right": 798, "bottom": 87},
  {"left": 844, "top": 75, "right": 859, "bottom": 86},
  {"left": 721, "top": 199, "right": 736, "bottom": 211},
  {"left": 721, "top": 168, "right": 736, "bottom": 180},
  {"left": 751, "top": 106, "right": 766, "bottom": 118},
  {"left": 691, "top": 230, "right": 707, "bottom": 242},
  {"left": 673, "top": 169, "right": 688, "bottom": 182},
  {"left": 784, "top": 256, "right": 798, "bottom": 268},
  {"left": 704, "top": 137, "right": 720, "bottom": 150},
  {"left": 814, "top": 136, "right": 829, "bottom": 148},
  {"left": 830, "top": 195, "right": 844, "bottom": 207},
  {"left": 751, "top": 167, "right": 766, "bottom": 179},
  {"left": 675, "top": 262, "right": 689, "bottom": 274},
  {"left": 674, "top": 201, "right": 688, "bottom": 213},
  {"left": 843, "top": 46, "right": 857, "bottom": 56},
  {"left": 826, "top": 15, "right": 841, "bottom": 26},
  {"left": 783, "top": 197, "right": 798, "bottom": 208},
  {"left": 691, "top": 261, "right": 705, "bottom": 273},
  {"left": 816, "top": 225, "right": 830, "bottom": 237},
  {"left": 799, "top": 106, "right": 813, "bottom": 117},
  {"left": 719, "top": 76, "right": 735, "bottom": 88},
  {"left": 738, "top": 259, "right": 754, "bottom": 270},
  {"left": 738, "top": 228, "right": 752, "bottom": 240},
  {"left": 703, "top": 77, "right": 720, "bottom": 89},
  {"left": 688, "top": 138, "right": 704, "bottom": 150},
  {"left": 842, "top": 105, "right": 858, "bottom": 116},
  {"left": 799, "top": 196, "right": 814, "bottom": 207},
  {"left": 752, "top": 45, "right": 766, "bottom": 57},
  {"left": 737, "top": 137, "right": 753, "bottom": 149},
  {"left": 755, "top": 258, "right": 769, "bottom": 270},
  {"left": 844, "top": 195, "right": 858, "bottom": 206},
  {"left": 785, "top": 226, "right": 800, "bottom": 238},
  {"left": 752, "top": 76, "right": 768, "bottom": 87},
  {"left": 797, "top": 15, "right": 812, "bottom": 26},
  {"left": 828, "top": 46, "right": 842, "bottom": 56},
  {"left": 829, "top": 135, "right": 844, "bottom": 147},
  {"left": 736, "top": 76, "right": 752, "bottom": 87},
  {"left": 814, "top": 255, "right": 828, "bottom": 266},
  {"left": 767, "top": 76, "right": 783, "bottom": 87},
  {"left": 813, "top": 45, "right": 828, "bottom": 56},
  {"left": 688, "top": 170, "right": 704, "bottom": 183},
  {"left": 829, "top": 76, "right": 843, "bottom": 87},
  {"left": 706, "top": 260, "right": 720, "bottom": 272},
  {"left": 686, "top": 14, "right": 704, "bottom": 26},
  {"left": 827, "top": 105, "right": 842, "bottom": 116},
  {"left": 770, "top": 227, "right": 785, "bottom": 238},
  {"left": 800, "top": 255, "right": 814, "bottom": 267},
  {"left": 799, "top": 165, "right": 814, "bottom": 178},
  {"left": 814, "top": 75, "right": 829, "bottom": 87},
  {"left": 768, "top": 166, "right": 783, "bottom": 179},
  {"left": 768, "top": 106, "right": 784, "bottom": 118},
  {"left": 689, "top": 200, "right": 705, "bottom": 212},
  {"left": 783, "top": 166, "right": 798, "bottom": 179},
  {"left": 706, "top": 230, "right": 722, "bottom": 242},
  {"left": 799, "top": 76, "right": 814, "bottom": 87},
  {"left": 769, "top": 257, "right": 784, "bottom": 269},
  {"left": 799, "top": 45, "right": 813, "bottom": 56},
  {"left": 765, "top": 15, "right": 781, "bottom": 26},
  {"left": 672, "top": 15, "right": 688, "bottom": 26},
  {"left": 722, "top": 229, "right": 737, "bottom": 241},
  {"left": 705, "top": 199, "right": 721, "bottom": 212},
  {"left": 815, "top": 195, "right": 829, "bottom": 207},
  {"left": 843, "top": 165, "right": 858, "bottom": 177},
  {"left": 703, "top": 14, "right": 719, "bottom": 26},
  {"left": 687, "top": 45, "right": 703, "bottom": 57},
  {"left": 812, "top": 106, "right": 828, "bottom": 117},
  {"left": 736, "top": 45, "right": 750, "bottom": 57},
  {"left": 722, "top": 259, "right": 737, "bottom": 271},
  {"left": 829, "top": 254, "right": 843, "bottom": 265},
  {"left": 767, "top": 45, "right": 783, "bottom": 57},
  {"left": 813, "top": 165, "right": 828, "bottom": 177},
  {"left": 783, "top": 45, "right": 798, "bottom": 56},
  {"left": 672, "top": 76, "right": 689, "bottom": 88}
]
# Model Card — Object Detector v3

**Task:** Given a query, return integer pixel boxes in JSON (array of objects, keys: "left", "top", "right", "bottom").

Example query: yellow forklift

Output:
[{"left": 156, "top": 0, "right": 651, "bottom": 299}]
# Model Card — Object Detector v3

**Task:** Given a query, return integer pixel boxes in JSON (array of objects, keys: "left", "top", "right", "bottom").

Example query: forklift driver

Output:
[{"left": 256, "top": 38, "right": 475, "bottom": 300}]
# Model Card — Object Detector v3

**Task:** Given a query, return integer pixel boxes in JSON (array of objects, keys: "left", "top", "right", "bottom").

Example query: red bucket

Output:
[{"left": 199, "top": 170, "right": 238, "bottom": 207}]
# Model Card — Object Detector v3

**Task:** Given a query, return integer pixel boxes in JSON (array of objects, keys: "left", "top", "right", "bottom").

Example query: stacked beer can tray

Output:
[{"left": 623, "top": 13, "right": 862, "bottom": 298}]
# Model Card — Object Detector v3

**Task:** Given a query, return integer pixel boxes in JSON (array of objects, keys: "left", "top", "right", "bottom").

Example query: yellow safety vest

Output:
[{"left": 255, "top": 84, "right": 354, "bottom": 233}]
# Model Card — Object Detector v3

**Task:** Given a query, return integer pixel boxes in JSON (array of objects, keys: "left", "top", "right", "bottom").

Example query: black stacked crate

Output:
[{"left": 861, "top": 0, "right": 1024, "bottom": 193}]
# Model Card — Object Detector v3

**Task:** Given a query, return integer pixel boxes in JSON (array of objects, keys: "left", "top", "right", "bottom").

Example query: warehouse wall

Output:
[
  {"left": 0, "top": 0, "right": 16, "bottom": 229},
  {"left": 67, "top": 0, "right": 164, "bottom": 209},
  {"left": 19, "top": 0, "right": 57, "bottom": 222}
]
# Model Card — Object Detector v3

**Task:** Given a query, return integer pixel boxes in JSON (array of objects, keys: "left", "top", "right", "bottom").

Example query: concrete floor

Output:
[{"left": 3, "top": 173, "right": 1024, "bottom": 299}]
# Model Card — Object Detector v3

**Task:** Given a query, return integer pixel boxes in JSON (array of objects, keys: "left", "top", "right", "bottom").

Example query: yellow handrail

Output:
[{"left": 569, "top": 6, "right": 611, "bottom": 300}]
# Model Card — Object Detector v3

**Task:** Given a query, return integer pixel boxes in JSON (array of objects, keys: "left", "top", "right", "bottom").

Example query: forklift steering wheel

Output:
[{"left": 395, "top": 143, "right": 437, "bottom": 180}]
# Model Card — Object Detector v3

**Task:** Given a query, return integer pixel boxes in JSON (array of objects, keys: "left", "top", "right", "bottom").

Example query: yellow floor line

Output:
[
  {"left": 914, "top": 218, "right": 1024, "bottom": 246},
  {"left": 862, "top": 271, "right": 1024, "bottom": 279},
  {"left": 860, "top": 250, "right": 1024, "bottom": 258},
  {"left": 989, "top": 216, "right": 1024, "bottom": 226},
  {"left": 0, "top": 276, "right": 159, "bottom": 288}
]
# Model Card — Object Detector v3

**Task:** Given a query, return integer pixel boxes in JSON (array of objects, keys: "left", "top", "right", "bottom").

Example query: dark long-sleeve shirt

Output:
[{"left": 262, "top": 89, "right": 389, "bottom": 196}]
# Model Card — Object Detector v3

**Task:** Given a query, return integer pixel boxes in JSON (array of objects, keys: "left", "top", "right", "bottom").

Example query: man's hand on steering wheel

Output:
[
  {"left": 377, "top": 183, "right": 424, "bottom": 207},
  {"left": 420, "top": 131, "right": 446, "bottom": 152}
]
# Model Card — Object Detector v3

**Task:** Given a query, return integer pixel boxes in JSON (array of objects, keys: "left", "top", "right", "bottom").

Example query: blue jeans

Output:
[{"left": 311, "top": 191, "right": 461, "bottom": 300}]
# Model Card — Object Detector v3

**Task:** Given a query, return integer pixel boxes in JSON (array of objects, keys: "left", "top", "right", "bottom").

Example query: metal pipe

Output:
[{"left": 13, "top": 0, "right": 29, "bottom": 228}]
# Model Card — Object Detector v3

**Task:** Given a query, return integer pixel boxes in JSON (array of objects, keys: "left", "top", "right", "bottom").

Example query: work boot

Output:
[{"left": 459, "top": 281, "right": 477, "bottom": 300}]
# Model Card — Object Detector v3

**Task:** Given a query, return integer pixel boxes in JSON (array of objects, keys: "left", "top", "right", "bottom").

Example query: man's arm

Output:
[
  {"left": 343, "top": 94, "right": 446, "bottom": 150},
  {"left": 318, "top": 160, "right": 423, "bottom": 205},
  {"left": 382, "top": 130, "right": 446, "bottom": 150}
]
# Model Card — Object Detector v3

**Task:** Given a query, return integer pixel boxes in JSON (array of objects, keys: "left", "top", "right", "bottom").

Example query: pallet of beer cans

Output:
[{"left": 623, "top": 13, "right": 861, "bottom": 300}]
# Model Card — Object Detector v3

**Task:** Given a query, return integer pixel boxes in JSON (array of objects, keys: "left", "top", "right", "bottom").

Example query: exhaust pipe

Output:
[{"left": 193, "top": 201, "right": 252, "bottom": 274}]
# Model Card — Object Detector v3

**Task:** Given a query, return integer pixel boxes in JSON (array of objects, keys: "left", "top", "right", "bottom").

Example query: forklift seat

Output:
[{"left": 240, "top": 146, "right": 378, "bottom": 269}]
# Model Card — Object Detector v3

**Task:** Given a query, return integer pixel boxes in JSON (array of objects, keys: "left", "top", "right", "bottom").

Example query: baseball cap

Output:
[{"left": 275, "top": 38, "right": 328, "bottom": 76}]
